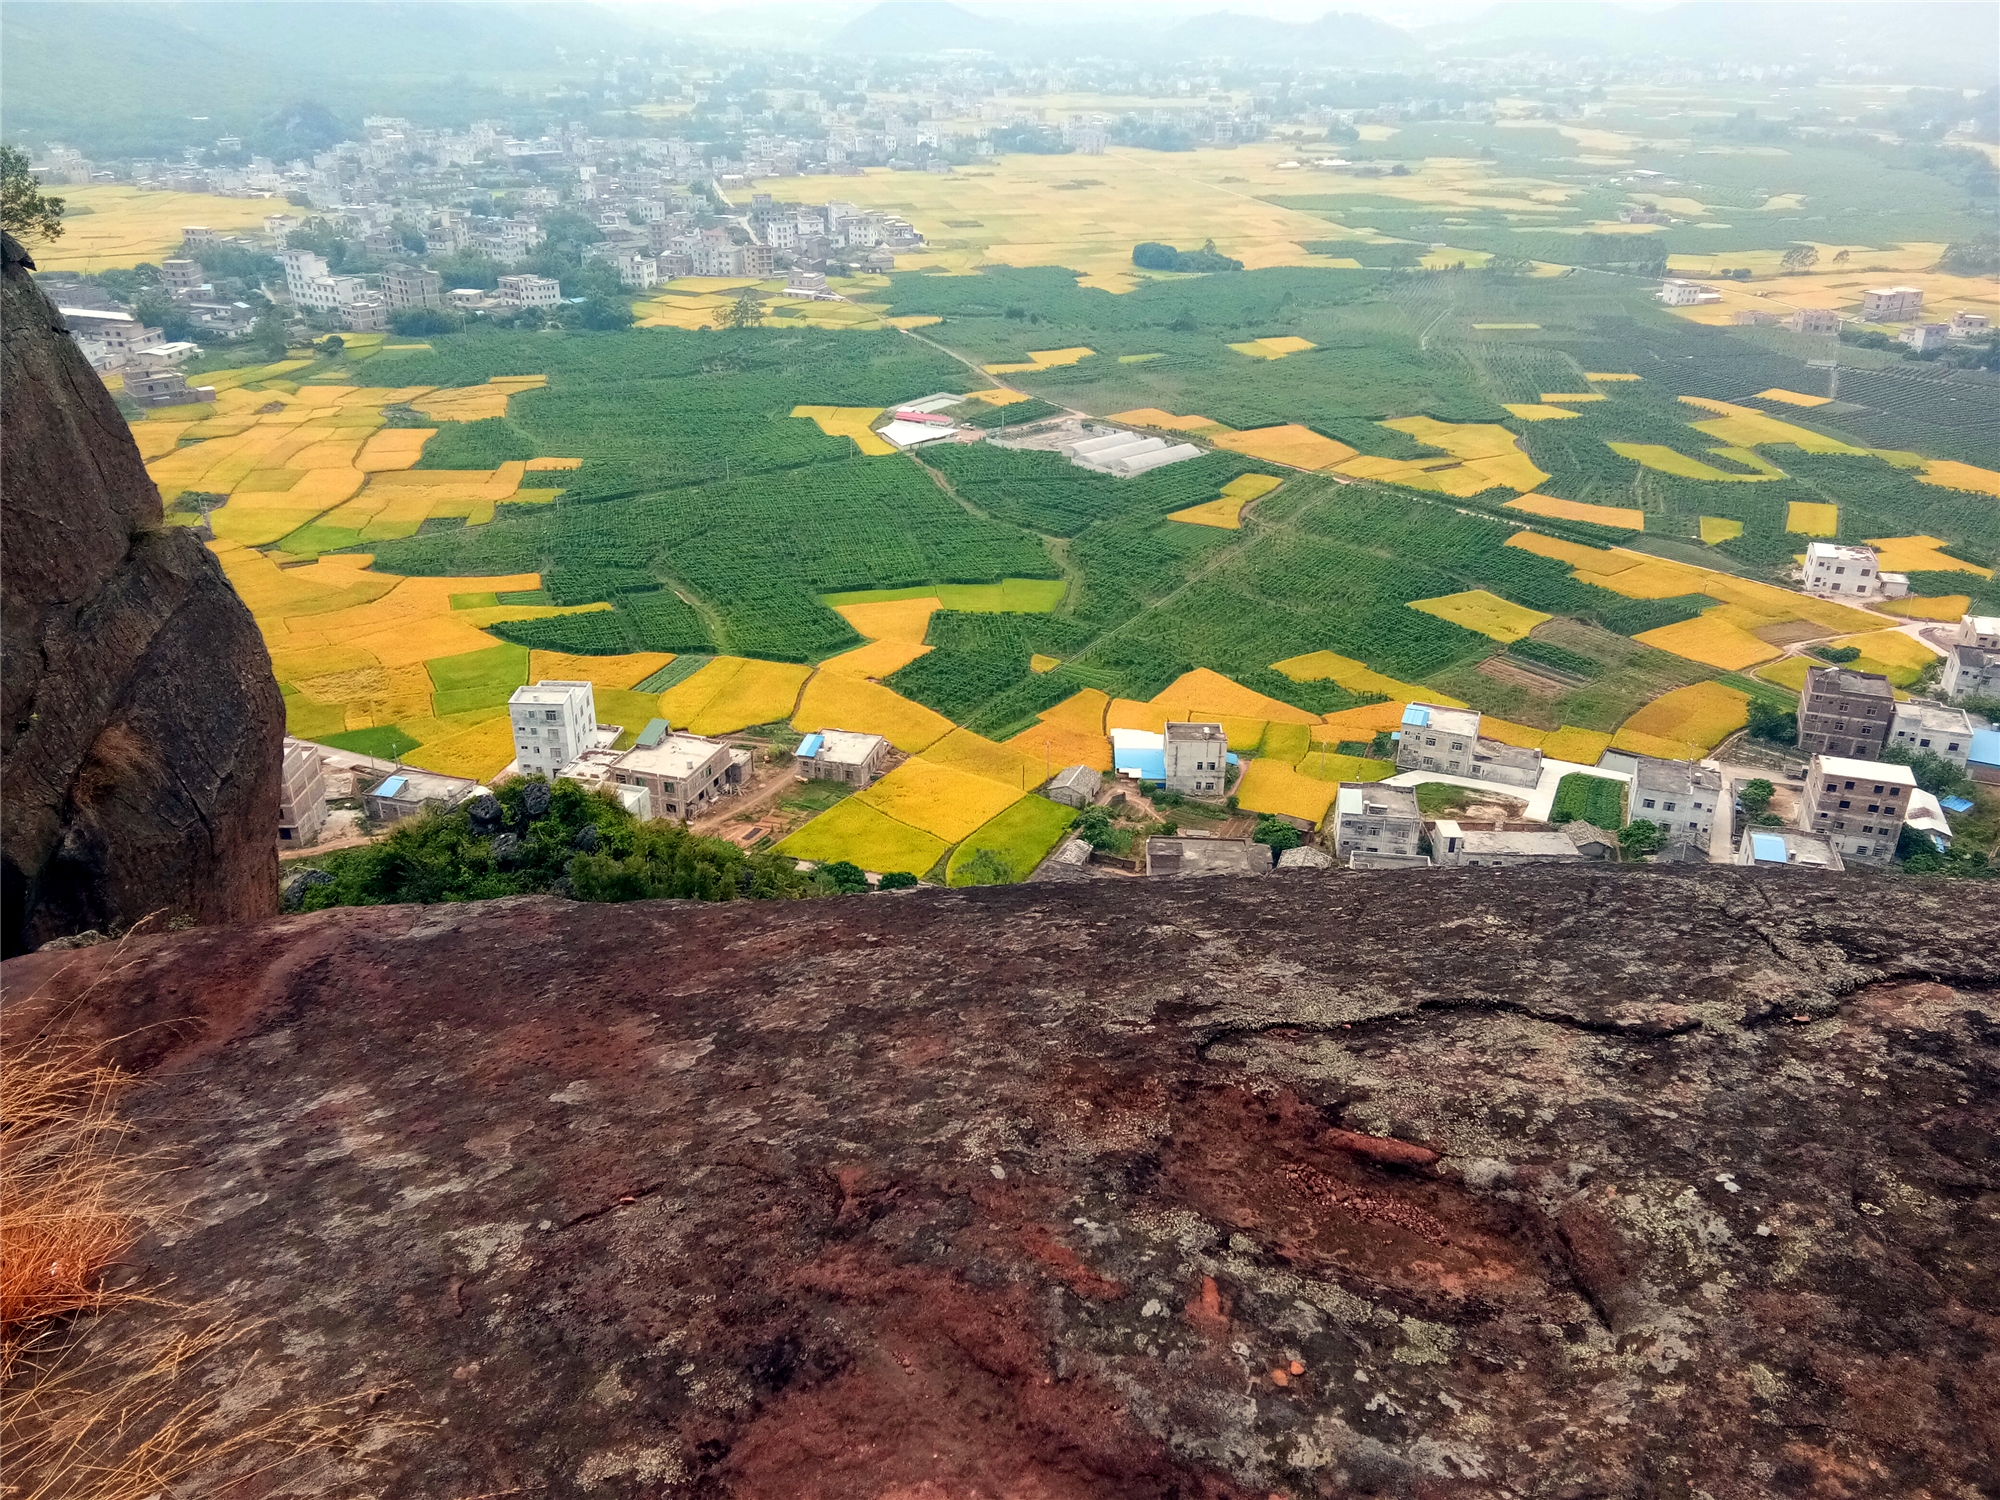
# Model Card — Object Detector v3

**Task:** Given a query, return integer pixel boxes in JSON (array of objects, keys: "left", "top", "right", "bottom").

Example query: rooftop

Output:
[
  {"left": 366, "top": 767, "right": 477, "bottom": 802},
  {"left": 1893, "top": 701, "right": 1973, "bottom": 731},
  {"left": 1433, "top": 821, "right": 1579, "bottom": 858},
  {"left": 1744, "top": 828, "right": 1843, "bottom": 869},
  {"left": 1805, "top": 541, "right": 1875, "bottom": 562},
  {"left": 1814, "top": 755, "right": 1917, "bottom": 786},
  {"left": 1334, "top": 782, "right": 1419, "bottom": 819},
  {"left": 510, "top": 680, "right": 592, "bottom": 708},
  {"left": 1804, "top": 665, "right": 1894, "bottom": 699},
  {"left": 1400, "top": 702, "right": 1481, "bottom": 738},
  {"left": 614, "top": 733, "right": 730, "bottom": 781},
  {"left": 1145, "top": 836, "right": 1269, "bottom": 878},
  {"left": 1164, "top": 720, "right": 1227, "bottom": 743},
  {"left": 1632, "top": 756, "right": 1722, "bottom": 795},
  {"left": 811, "top": 728, "right": 888, "bottom": 765}
]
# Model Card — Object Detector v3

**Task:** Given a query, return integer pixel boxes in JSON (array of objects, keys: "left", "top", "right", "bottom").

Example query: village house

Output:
[
  {"left": 1943, "top": 615, "right": 2000, "bottom": 702},
  {"left": 508, "top": 681, "right": 597, "bottom": 775},
  {"left": 1801, "top": 542, "right": 1907, "bottom": 600},
  {"left": 1331, "top": 782, "right": 1421, "bottom": 860},
  {"left": 278, "top": 739, "right": 328, "bottom": 846},
  {"left": 1426, "top": 821, "right": 1583, "bottom": 868},
  {"left": 609, "top": 732, "right": 746, "bottom": 820},
  {"left": 1889, "top": 701, "right": 1976, "bottom": 768},
  {"left": 1790, "top": 308, "right": 1840, "bottom": 335},
  {"left": 1736, "top": 828, "right": 1844, "bottom": 871},
  {"left": 795, "top": 728, "right": 889, "bottom": 786},
  {"left": 363, "top": 767, "right": 479, "bottom": 825},
  {"left": 1393, "top": 704, "right": 1542, "bottom": 789},
  {"left": 1629, "top": 758, "right": 1720, "bottom": 846},
  {"left": 1145, "top": 836, "right": 1269, "bottom": 878},
  {"left": 1798, "top": 666, "right": 1895, "bottom": 759},
  {"left": 1164, "top": 721, "right": 1229, "bottom": 798},
  {"left": 1860, "top": 286, "right": 1923, "bottom": 322},
  {"left": 1801, "top": 754, "right": 1915, "bottom": 865},
  {"left": 1045, "top": 766, "right": 1102, "bottom": 808}
]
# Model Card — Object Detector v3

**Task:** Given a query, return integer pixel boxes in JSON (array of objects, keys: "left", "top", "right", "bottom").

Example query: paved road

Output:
[{"left": 1383, "top": 756, "right": 1631, "bottom": 823}]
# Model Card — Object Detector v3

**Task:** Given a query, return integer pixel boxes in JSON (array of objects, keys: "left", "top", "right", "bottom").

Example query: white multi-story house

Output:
[
  {"left": 1658, "top": 279, "right": 1720, "bottom": 306},
  {"left": 1889, "top": 702, "right": 1975, "bottom": 768},
  {"left": 1163, "top": 721, "right": 1228, "bottom": 798},
  {"left": 509, "top": 680, "right": 597, "bottom": 774},
  {"left": 495, "top": 274, "right": 562, "bottom": 310},
  {"left": 1393, "top": 704, "right": 1543, "bottom": 790},
  {"left": 276, "top": 248, "right": 369, "bottom": 316},
  {"left": 1629, "top": 757, "right": 1720, "bottom": 846},
  {"left": 1801, "top": 542, "right": 1908, "bottom": 600},
  {"left": 1332, "top": 782, "right": 1421, "bottom": 859},
  {"left": 1861, "top": 286, "right": 1923, "bottom": 322},
  {"left": 607, "top": 252, "right": 659, "bottom": 289}
]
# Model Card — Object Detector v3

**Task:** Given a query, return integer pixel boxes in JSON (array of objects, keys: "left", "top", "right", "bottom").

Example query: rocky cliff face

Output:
[
  {"left": 7, "top": 867, "right": 1996, "bottom": 1498},
  {"left": 1, "top": 231, "right": 283, "bottom": 956}
]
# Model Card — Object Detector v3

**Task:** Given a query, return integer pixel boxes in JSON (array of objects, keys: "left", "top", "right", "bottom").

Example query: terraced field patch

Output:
[
  {"left": 1408, "top": 590, "right": 1552, "bottom": 644},
  {"left": 1786, "top": 502, "right": 1840, "bottom": 536},
  {"left": 773, "top": 798, "right": 949, "bottom": 876},
  {"left": 1506, "top": 494, "right": 1644, "bottom": 530},
  {"left": 858, "top": 757, "right": 1023, "bottom": 843},
  {"left": 791, "top": 405, "right": 894, "bottom": 456},
  {"left": 945, "top": 796, "right": 1077, "bottom": 885}
]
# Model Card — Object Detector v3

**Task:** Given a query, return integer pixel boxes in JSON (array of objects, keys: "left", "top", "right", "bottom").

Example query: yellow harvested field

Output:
[
  {"left": 355, "top": 428, "right": 436, "bottom": 471},
  {"left": 1371, "top": 417, "right": 1549, "bottom": 493},
  {"left": 1755, "top": 389, "right": 1833, "bottom": 408},
  {"left": 658, "top": 657, "right": 812, "bottom": 735},
  {"left": 1235, "top": 760, "right": 1338, "bottom": 825},
  {"left": 1167, "top": 472, "right": 1284, "bottom": 529},
  {"left": 402, "top": 716, "right": 518, "bottom": 783},
  {"left": 920, "top": 728, "right": 1042, "bottom": 791},
  {"left": 411, "top": 377, "right": 547, "bottom": 423},
  {"left": 1109, "top": 408, "right": 1227, "bottom": 434},
  {"left": 1827, "top": 629, "right": 1939, "bottom": 686},
  {"left": 984, "top": 347, "right": 1095, "bottom": 374},
  {"left": 1863, "top": 535, "right": 1991, "bottom": 577},
  {"left": 1150, "top": 667, "right": 1321, "bottom": 724},
  {"left": 1039, "top": 688, "right": 1112, "bottom": 734},
  {"left": 793, "top": 673, "right": 954, "bottom": 752},
  {"left": 1382, "top": 416, "right": 1521, "bottom": 460},
  {"left": 858, "top": 757, "right": 1023, "bottom": 843},
  {"left": 1408, "top": 589, "right": 1552, "bottom": 643},
  {"left": 31, "top": 186, "right": 275, "bottom": 271},
  {"left": 1228, "top": 336, "right": 1318, "bottom": 360},
  {"left": 1506, "top": 493, "right": 1644, "bottom": 530},
  {"left": 1875, "top": 594, "right": 1973, "bottom": 622},
  {"left": 1618, "top": 680, "right": 1751, "bottom": 752},
  {"left": 1029, "top": 654, "right": 1062, "bottom": 673},
  {"left": 1633, "top": 614, "right": 1783, "bottom": 671},
  {"left": 835, "top": 596, "right": 940, "bottom": 643},
  {"left": 965, "top": 388, "right": 1033, "bottom": 406},
  {"left": 1611, "top": 726, "right": 1705, "bottom": 761},
  {"left": 885, "top": 315, "right": 942, "bottom": 329},
  {"left": 1542, "top": 726, "right": 1615, "bottom": 764},
  {"left": 1609, "top": 443, "right": 1781, "bottom": 483},
  {"left": 1504, "top": 404, "right": 1583, "bottom": 421},
  {"left": 1212, "top": 425, "right": 1356, "bottom": 470},
  {"left": 791, "top": 405, "right": 894, "bottom": 457},
  {"left": 1540, "top": 393, "right": 1607, "bottom": 403},
  {"left": 1787, "top": 502, "right": 1840, "bottom": 536},
  {"left": 524, "top": 456, "right": 583, "bottom": 471},
  {"left": 1679, "top": 397, "right": 1870, "bottom": 456},
  {"left": 1005, "top": 720, "right": 1113, "bottom": 773},
  {"left": 1918, "top": 461, "right": 2000, "bottom": 499},
  {"left": 774, "top": 798, "right": 949, "bottom": 876},
  {"left": 819, "top": 638, "right": 932, "bottom": 678},
  {"left": 528, "top": 651, "right": 675, "bottom": 691},
  {"left": 1271, "top": 650, "right": 1462, "bottom": 706},
  {"left": 1700, "top": 517, "right": 1746, "bottom": 545}
]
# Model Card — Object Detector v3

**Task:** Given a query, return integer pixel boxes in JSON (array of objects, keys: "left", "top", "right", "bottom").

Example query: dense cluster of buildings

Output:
[{"left": 1659, "top": 277, "right": 1990, "bottom": 344}]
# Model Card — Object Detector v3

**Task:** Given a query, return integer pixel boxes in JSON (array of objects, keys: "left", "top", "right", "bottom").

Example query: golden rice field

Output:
[
  {"left": 984, "top": 347, "right": 1095, "bottom": 374},
  {"left": 1029, "top": 653, "right": 1062, "bottom": 673},
  {"left": 1609, "top": 444, "right": 1780, "bottom": 483},
  {"left": 1874, "top": 594, "right": 1973, "bottom": 622},
  {"left": 965, "top": 387, "right": 1033, "bottom": 406},
  {"left": 1228, "top": 336, "right": 1318, "bottom": 360},
  {"left": 1408, "top": 589, "right": 1552, "bottom": 643},
  {"left": 528, "top": 651, "right": 676, "bottom": 691},
  {"left": 1234, "top": 759, "right": 1338, "bottom": 825},
  {"left": 1825, "top": 629, "right": 1940, "bottom": 687},
  {"left": 1699, "top": 517, "right": 1746, "bottom": 545},
  {"left": 1611, "top": 726, "right": 1708, "bottom": 761},
  {"left": 773, "top": 798, "right": 949, "bottom": 875},
  {"left": 1505, "top": 494, "right": 1644, "bottom": 530},
  {"left": 793, "top": 672, "right": 954, "bottom": 752},
  {"left": 1754, "top": 389, "right": 1833, "bottom": 408},
  {"left": 1269, "top": 650, "right": 1462, "bottom": 706},
  {"left": 920, "top": 727, "right": 1043, "bottom": 791},
  {"left": 818, "top": 638, "right": 932, "bottom": 679},
  {"left": 1632, "top": 615, "right": 1783, "bottom": 671},
  {"left": 857, "top": 758, "right": 1023, "bottom": 843},
  {"left": 834, "top": 596, "right": 941, "bottom": 643},
  {"left": 1786, "top": 502, "right": 1840, "bottom": 537},
  {"left": 1149, "top": 667, "right": 1321, "bottom": 724},
  {"left": 1004, "top": 688, "right": 1114, "bottom": 772},
  {"left": 1340, "top": 417, "right": 1548, "bottom": 494},
  {"left": 1754, "top": 657, "right": 1814, "bottom": 692},
  {"left": 1542, "top": 726, "right": 1617, "bottom": 764},
  {"left": 32, "top": 186, "right": 275, "bottom": 271},
  {"left": 791, "top": 405, "right": 895, "bottom": 457},
  {"left": 659, "top": 657, "right": 813, "bottom": 736},
  {"left": 1864, "top": 535, "right": 1992, "bottom": 577},
  {"left": 1502, "top": 404, "right": 1582, "bottom": 422},
  {"left": 825, "top": 578, "right": 1066, "bottom": 614},
  {"left": 1290, "top": 750, "right": 1396, "bottom": 786},
  {"left": 1541, "top": 393, "right": 1606, "bottom": 403},
  {"left": 1109, "top": 408, "right": 1228, "bottom": 434},
  {"left": 1616, "top": 681, "right": 1751, "bottom": 757},
  {"left": 1257, "top": 721, "right": 1314, "bottom": 763},
  {"left": 1916, "top": 461, "right": 2000, "bottom": 499},
  {"left": 1213, "top": 425, "right": 1357, "bottom": 471}
]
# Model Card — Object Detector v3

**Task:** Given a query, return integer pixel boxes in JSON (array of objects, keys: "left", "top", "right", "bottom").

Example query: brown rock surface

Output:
[
  {"left": 1, "top": 230, "right": 283, "bottom": 955},
  {"left": 6, "top": 866, "right": 1998, "bottom": 1497}
]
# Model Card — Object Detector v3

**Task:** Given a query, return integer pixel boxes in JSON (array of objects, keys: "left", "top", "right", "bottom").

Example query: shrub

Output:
[
  {"left": 878, "top": 870, "right": 920, "bottom": 890},
  {"left": 1252, "top": 815, "right": 1303, "bottom": 851},
  {"left": 1740, "top": 778, "right": 1776, "bottom": 815},
  {"left": 1747, "top": 699, "right": 1798, "bottom": 745},
  {"left": 1620, "top": 819, "right": 1667, "bottom": 857},
  {"left": 816, "top": 860, "right": 869, "bottom": 893}
]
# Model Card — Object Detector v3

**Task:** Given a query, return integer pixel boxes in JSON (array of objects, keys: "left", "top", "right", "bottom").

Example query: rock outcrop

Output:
[
  {"left": 1, "top": 231, "right": 283, "bottom": 956},
  {"left": 7, "top": 866, "right": 1996, "bottom": 1498}
]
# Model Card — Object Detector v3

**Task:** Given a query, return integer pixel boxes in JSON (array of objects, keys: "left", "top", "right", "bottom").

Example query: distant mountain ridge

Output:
[{"left": 827, "top": 2, "right": 1418, "bottom": 60}]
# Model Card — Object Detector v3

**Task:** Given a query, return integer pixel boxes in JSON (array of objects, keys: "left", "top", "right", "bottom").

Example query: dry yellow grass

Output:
[
  {"left": 1503, "top": 404, "right": 1583, "bottom": 422},
  {"left": 1228, "top": 336, "right": 1318, "bottom": 360},
  {"left": 1234, "top": 759, "right": 1337, "bottom": 825},
  {"left": 1408, "top": 589, "right": 1552, "bottom": 643},
  {"left": 1863, "top": 535, "right": 1992, "bottom": 577},
  {"left": 984, "top": 347, "right": 1095, "bottom": 374},
  {"left": 1787, "top": 501, "right": 1840, "bottom": 536},
  {"left": 1168, "top": 472, "right": 1284, "bottom": 528},
  {"left": 1212, "top": 425, "right": 1356, "bottom": 470},
  {"left": 919, "top": 728, "right": 1042, "bottom": 791},
  {"left": 833, "top": 596, "right": 941, "bottom": 644},
  {"left": 1619, "top": 680, "right": 1751, "bottom": 752},
  {"left": 791, "top": 405, "right": 895, "bottom": 456},
  {"left": 793, "top": 673, "right": 954, "bottom": 752},
  {"left": 1506, "top": 493, "right": 1644, "bottom": 530},
  {"left": 1917, "top": 461, "right": 2000, "bottom": 499},
  {"left": 1700, "top": 517, "right": 1746, "bottom": 544},
  {"left": 857, "top": 757, "right": 1023, "bottom": 843},
  {"left": 1633, "top": 614, "right": 1783, "bottom": 671},
  {"left": 818, "top": 639, "right": 932, "bottom": 678}
]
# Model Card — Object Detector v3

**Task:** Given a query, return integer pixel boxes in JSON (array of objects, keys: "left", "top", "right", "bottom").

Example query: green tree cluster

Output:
[{"left": 1, "top": 145, "right": 65, "bottom": 243}]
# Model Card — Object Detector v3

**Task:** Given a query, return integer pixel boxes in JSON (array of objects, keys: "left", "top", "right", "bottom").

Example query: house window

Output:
[
  {"left": 1664, "top": 801, "right": 1677, "bottom": 812},
  {"left": 544, "top": 710, "right": 559, "bottom": 723}
]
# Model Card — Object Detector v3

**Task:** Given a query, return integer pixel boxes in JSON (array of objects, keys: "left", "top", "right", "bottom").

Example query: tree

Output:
[
  {"left": 315, "top": 334, "right": 345, "bottom": 357},
  {"left": 1780, "top": 245, "right": 1819, "bottom": 273},
  {"left": 1073, "top": 806, "right": 1117, "bottom": 850},
  {"left": 1251, "top": 815, "right": 1302, "bottom": 852},
  {"left": 878, "top": 870, "right": 919, "bottom": 890},
  {"left": 724, "top": 290, "right": 761, "bottom": 329},
  {"left": 1832, "top": 249, "right": 1852, "bottom": 265},
  {"left": 1739, "top": 778, "right": 1776, "bottom": 816},
  {"left": 1880, "top": 746, "right": 1974, "bottom": 799},
  {"left": 249, "top": 308, "right": 290, "bottom": 360},
  {"left": 816, "top": 860, "right": 869, "bottom": 893},
  {"left": 2, "top": 145, "right": 65, "bottom": 244},
  {"left": 1620, "top": 819, "right": 1667, "bottom": 858},
  {"left": 389, "top": 307, "right": 460, "bottom": 336},
  {"left": 1747, "top": 699, "right": 1798, "bottom": 745},
  {"left": 574, "top": 296, "right": 635, "bottom": 331}
]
